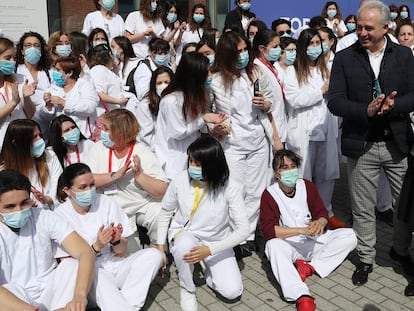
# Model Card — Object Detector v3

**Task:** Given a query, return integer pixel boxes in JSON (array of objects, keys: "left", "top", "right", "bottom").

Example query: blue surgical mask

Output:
[
  {"left": 322, "top": 42, "right": 330, "bottom": 54},
  {"left": 73, "top": 187, "right": 96, "bottom": 207},
  {"left": 279, "top": 168, "right": 299, "bottom": 188},
  {"left": 401, "top": 11, "right": 409, "bottom": 19},
  {"left": 102, "top": 0, "right": 115, "bottom": 11},
  {"left": 24, "top": 47, "right": 41, "bottom": 65},
  {"left": 193, "top": 14, "right": 205, "bottom": 24},
  {"left": 390, "top": 12, "right": 398, "bottom": 20},
  {"left": 239, "top": 3, "right": 251, "bottom": 11},
  {"left": 265, "top": 47, "right": 282, "bottom": 62},
  {"left": 327, "top": 9, "right": 337, "bottom": 18},
  {"left": 306, "top": 46, "right": 322, "bottom": 61},
  {"left": 62, "top": 128, "right": 81, "bottom": 145},
  {"left": 100, "top": 130, "right": 114, "bottom": 148},
  {"left": 151, "top": 2, "right": 158, "bottom": 12},
  {"left": 188, "top": 165, "right": 202, "bottom": 180},
  {"left": 167, "top": 13, "right": 177, "bottom": 24},
  {"left": 0, "top": 60, "right": 16, "bottom": 75},
  {"left": 93, "top": 40, "right": 107, "bottom": 48},
  {"left": 284, "top": 50, "right": 296, "bottom": 65},
  {"left": 205, "top": 76, "right": 212, "bottom": 88},
  {"left": 56, "top": 44, "right": 72, "bottom": 57},
  {"left": 53, "top": 71, "right": 66, "bottom": 87},
  {"left": 32, "top": 138, "right": 46, "bottom": 158},
  {"left": 206, "top": 54, "right": 215, "bottom": 66},
  {"left": 236, "top": 51, "right": 249, "bottom": 69},
  {"left": 112, "top": 49, "right": 121, "bottom": 59},
  {"left": 1, "top": 208, "right": 31, "bottom": 229},
  {"left": 346, "top": 23, "right": 356, "bottom": 32},
  {"left": 154, "top": 54, "right": 170, "bottom": 66}
]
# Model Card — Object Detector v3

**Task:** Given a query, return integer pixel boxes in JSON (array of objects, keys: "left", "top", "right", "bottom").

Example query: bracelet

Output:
[
  {"left": 91, "top": 244, "right": 101, "bottom": 256},
  {"left": 110, "top": 239, "right": 121, "bottom": 246}
]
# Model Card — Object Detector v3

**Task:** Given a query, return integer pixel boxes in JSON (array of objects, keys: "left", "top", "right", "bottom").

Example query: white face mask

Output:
[{"left": 156, "top": 82, "right": 169, "bottom": 96}]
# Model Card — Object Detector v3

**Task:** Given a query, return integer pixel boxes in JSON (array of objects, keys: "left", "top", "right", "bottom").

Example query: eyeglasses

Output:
[
  {"left": 23, "top": 43, "right": 42, "bottom": 49},
  {"left": 278, "top": 30, "right": 292, "bottom": 36}
]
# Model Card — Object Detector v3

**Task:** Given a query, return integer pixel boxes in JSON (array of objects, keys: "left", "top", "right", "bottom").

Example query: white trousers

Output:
[
  {"left": 4, "top": 258, "right": 80, "bottom": 311},
  {"left": 225, "top": 144, "right": 271, "bottom": 241},
  {"left": 265, "top": 229, "right": 357, "bottom": 301},
  {"left": 90, "top": 248, "right": 163, "bottom": 311},
  {"left": 171, "top": 231, "right": 243, "bottom": 300}
]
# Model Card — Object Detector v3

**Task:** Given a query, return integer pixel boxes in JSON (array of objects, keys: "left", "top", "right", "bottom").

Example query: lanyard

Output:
[
  {"left": 108, "top": 142, "right": 135, "bottom": 173},
  {"left": 183, "top": 180, "right": 208, "bottom": 227},
  {"left": 65, "top": 145, "right": 80, "bottom": 165},
  {"left": 258, "top": 57, "right": 285, "bottom": 99}
]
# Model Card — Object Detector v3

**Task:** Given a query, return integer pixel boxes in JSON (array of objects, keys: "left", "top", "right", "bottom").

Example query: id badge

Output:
[{"left": 104, "top": 183, "right": 117, "bottom": 195}]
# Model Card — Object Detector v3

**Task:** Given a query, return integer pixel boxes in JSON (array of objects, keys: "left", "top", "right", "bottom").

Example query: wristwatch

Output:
[
  {"left": 91, "top": 244, "right": 101, "bottom": 256},
  {"left": 110, "top": 239, "right": 121, "bottom": 246}
]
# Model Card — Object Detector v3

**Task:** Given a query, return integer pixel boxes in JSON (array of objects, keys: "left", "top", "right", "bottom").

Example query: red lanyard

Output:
[
  {"left": 108, "top": 142, "right": 135, "bottom": 173},
  {"left": 258, "top": 57, "right": 285, "bottom": 99},
  {"left": 65, "top": 145, "right": 80, "bottom": 165}
]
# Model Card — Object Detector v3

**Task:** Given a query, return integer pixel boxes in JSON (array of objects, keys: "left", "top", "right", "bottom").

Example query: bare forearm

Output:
[
  {"left": 23, "top": 96, "right": 35, "bottom": 118},
  {"left": 134, "top": 173, "right": 168, "bottom": 199},
  {"left": 0, "top": 286, "right": 36, "bottom": 311},
  {"left": 72, "top": 250, "right": 95, "bottom": 302},
  {"left": 126, "top": 31, "right": 146, "bottom": 44},
  {"left": 274, "top": 225, "right": 307, "bottom": 239}
]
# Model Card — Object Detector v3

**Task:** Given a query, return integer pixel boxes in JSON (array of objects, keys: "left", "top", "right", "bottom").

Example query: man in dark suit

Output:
[{"left": 328, "top": 0, "right": 414, "bottom": 287}]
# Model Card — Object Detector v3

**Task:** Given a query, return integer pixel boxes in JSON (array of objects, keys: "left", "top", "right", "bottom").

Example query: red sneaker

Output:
[
  {"left": 329, "top": 215, "right": 347, "bottom": 229},
  {"left": 296, "top": 295, "right": 316, "bottom": 311},
  {"left": 295, "top": 259, "right": 315, "bottom": 282}
]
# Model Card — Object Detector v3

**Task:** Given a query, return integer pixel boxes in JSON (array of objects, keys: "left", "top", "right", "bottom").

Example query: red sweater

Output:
[{"left": 259, "top": 179, "right": 329, "bottom": 242}]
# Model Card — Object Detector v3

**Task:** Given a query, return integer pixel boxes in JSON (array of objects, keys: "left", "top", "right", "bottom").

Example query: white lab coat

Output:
[{"left": 82, "top": 11, "right": 125, "bottom": 42}]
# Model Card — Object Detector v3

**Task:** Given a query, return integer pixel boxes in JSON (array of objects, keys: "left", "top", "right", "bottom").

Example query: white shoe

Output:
[{"left": 180, "top": 287, "right": 198, "bottom": 311}]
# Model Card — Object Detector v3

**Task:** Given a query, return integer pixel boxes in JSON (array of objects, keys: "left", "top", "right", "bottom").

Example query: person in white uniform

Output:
[
  {"left": 0, "top": 37, "right": 36, "bottom": 149},
  {"left": 321, "top": 1, "right": 347, "bottom": 38},
  {"left": 56, "top": 163, "right": 163, "bottom": 310},
  {"left": 156, "top": 135, "right": 249, "bottom": 311},
  {"left": 0, "top": 169, "right": 95, "bottom": 311},
  {"left": 0, "top": 119, "right": 63, "bottom": 209},
  {"left": 260, "top": 149, "right": 357, "bottom": 311},
  {"left": 111, "top": 36, "right": 140, "bottom": 87},
  {"left": 82, "top": 0, "right": 125, "bottom": 42}
]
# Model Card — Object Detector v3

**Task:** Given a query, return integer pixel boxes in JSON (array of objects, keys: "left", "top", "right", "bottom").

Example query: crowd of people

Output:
[{"left": 0, "top": 0, "right": 414, "bottom": 310}]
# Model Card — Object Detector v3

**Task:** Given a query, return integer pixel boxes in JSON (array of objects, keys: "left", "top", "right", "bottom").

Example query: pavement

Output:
[{"left": 142, "top": 164, "right": 414, "bottom": 311}]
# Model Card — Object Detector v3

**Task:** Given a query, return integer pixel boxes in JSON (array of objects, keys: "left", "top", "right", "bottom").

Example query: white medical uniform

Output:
[
  {"left": 325, "top": 18, "right": 347, "bottom": 37},
  {"left": 82, "top": 11, "right": 125, "bottom": 42},
  {"left": 132, "top": 57, "right": 158, "bottom": 102},
  {"left": 157, "top": 171, "right": 249, "bottom": 299},
  {"left": 55, "top": 194, "right": 163, "bottom": 310},
  {"left": 62, "top": 139, "right": 95, "bottom": 167},
  {"left": 136, "top": 96, "right": 156, "bottom": 150}
]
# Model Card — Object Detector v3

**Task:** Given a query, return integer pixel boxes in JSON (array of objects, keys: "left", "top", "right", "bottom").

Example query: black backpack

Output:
[{"left": 125, "top": 58, "right": 152, "bottom": 96}]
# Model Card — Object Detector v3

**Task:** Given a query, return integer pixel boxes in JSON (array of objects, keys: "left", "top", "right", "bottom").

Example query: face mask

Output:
[
  {"left": 401, "top": 11, "right": 409, "bottom": 19},
  {"left": 156, "top": 82, "right": 169, "bottom": 96},
  {"left": 193, "top": 14, "right": 205, "bottom": 24},
  {"left": 0, "top": 60, "right": 16, "bottom": 75},
  {"left": 327, "top": 9, "right": 337, "bottom": 18},
  {"left": 239, "top": 3, "right": 251, "bottom": 11},
  {"left": 53, "top": 71, "right": 66, "bottom": 87},
  {"left": 151, "top": 2, "right": 158, "bottom": 12},
  {"left": 24, "top": 47, "right": 41, "bottom": 65},
  {"left": 32, "top": 138, "right": 45, "bottom": 158},
  {"left": 100, "top": 130, "right": 114, "bottom": 148},
  {"left": 236, "top": 51, "right": 249, "bottom": 69},
  {"left": 188, "top": 165, "right": 202, "bottom": 180},
  {"left": 206, "top": 54, "right": 215, "bottom": 66},
  {"left": 322, "top": 42, "right": 330, "bottom": 54},
  {"left": 306, "top": 46, "right": 322, "bottom": 61},
  {"left": 346, "top": 23, "right": 356, "bottom": 32},
  {"left": 102, "top": 0, "right": 115, "bottom": 11},
  {"left": 279, "top": 168, "right": 299, "bottom": 188},
  {"left": 56, "top": 44, "right": 72, "bottom": 57},
  {"left": 73, "top": 187, "right": 96, "bottom": 207},
  {"left": 390, "top": 12, "right": 398, "bottom": 20},
  {"left": 264, "top": 47, "right": 282, "bottom": 62},
  {"left": 62, "top": 128, "right": 81, "bottom": 145},
  {"left": 167, "top": 13, "right": 177, "bottom": 24},
  {"left": 93, "top": 40, "right": 107, "bottom": 48},
  {"left": 154, "top": 54, "right": 170, "bottom": 66},
  {"left": 1, "top": 208, "right": 31, "bottom": 229},
  {"left": 284, "top": 50, "right": 296, "bottom": 65},
  {"left": 279, "top": 30, "right": 292, "bottom": 38},
  {"left": 205, "top": 76, "right": 212, "bottom": 88},
  {"left": 112, "top": 49, "right": 121, "bottom": 59}
]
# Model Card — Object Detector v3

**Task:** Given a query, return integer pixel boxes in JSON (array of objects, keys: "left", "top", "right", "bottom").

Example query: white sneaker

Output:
[{"left": 180, "top": 287, "right": 198, "bottom": 311}]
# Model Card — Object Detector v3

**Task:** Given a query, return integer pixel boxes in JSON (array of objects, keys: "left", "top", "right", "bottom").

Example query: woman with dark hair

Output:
[
  {"left": 48, "top": 115, "right": 95, "bottom": 168},
  {"left": 247, "top": 19, "right": 267, "bottom": 44},
  {"left": 111, "top": 36, "right": 139, "bottom": 85},
  {"left": 0, "top": 119, "right": 63, "bottom": 208},
  {"left": 55, "top": 162, "right": 163, "bottom": 310},
  {"left": 397, "top": 22, "right": 414, "bottom": 54},
  {"left": 209, "top": 30, "right": 274, "bottom": 254},
  {"left": 87, "top": 27, "right": 110, "bottom": 52},
  {"left": 43, "top": 56, "right": 99, "bottom": 138},
  {"left": 82, "top": 0, "right": 125, "bottom": 42},
  {"left": 0, "top": 37, "right": 35, "bottom": 147},
  {"left": 274, "top": 37, "right": 297, "bottom": 81},
  {"left": 196, "top": 39, "right": 216, "bottom": 66},
  {"left": 397, "top": 5, "right": 411, "bottom": 27},
  {"left": 344, "top": 14, "right": 357, "bottom": 34},
  {"left": 69, "top": 31, "right": 90, "bottom": 76},
  {"left": 224, "top": 0, "right": 256, "bottom": 34},
  {"left": 388, "top": 5, "right": 399, "bottom": 32},
  {"left": 137, "top": 66, "right": 174, "bottom": 149},
  {"left": 321, "top": 1, "right": 346, "bottom": 37},
  {"left": 283, "top": 28, "right": 344, "bottom": 229},
  {"left": 125, "top": 0, "right": 166, "bottom": 59},
  {"left": 318, "top": 26, "right": 336, "bottom": 70},
  {"left": 154, "top": 52, "right": 226, "bottom": 180},
  {"left": 156, "top": 135, "right": 249, "bottom": 310}
]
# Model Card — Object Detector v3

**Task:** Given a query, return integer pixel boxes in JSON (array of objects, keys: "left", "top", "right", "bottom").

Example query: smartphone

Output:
[{"left": 254, "top": 79, "right": 260, "bottom": 95}]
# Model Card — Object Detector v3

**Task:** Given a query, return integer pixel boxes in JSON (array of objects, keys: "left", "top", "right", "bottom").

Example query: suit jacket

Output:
[{"left": 327, "top": 35, "right": 414, "bottom": 158}]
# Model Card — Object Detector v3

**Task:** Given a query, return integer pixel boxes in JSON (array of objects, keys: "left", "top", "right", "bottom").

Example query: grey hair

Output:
[{"left": 358, "top": 0, "right": 391, "bottom": 26}]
